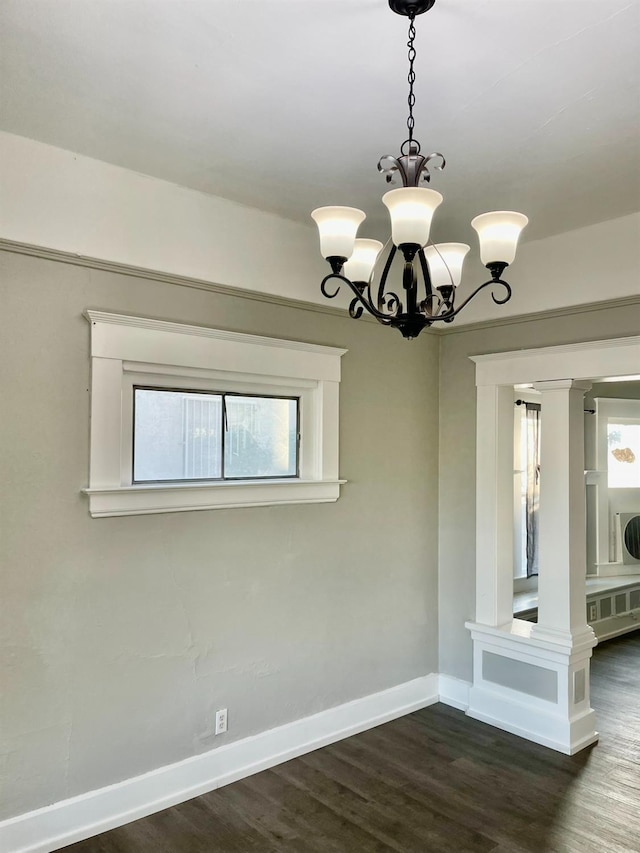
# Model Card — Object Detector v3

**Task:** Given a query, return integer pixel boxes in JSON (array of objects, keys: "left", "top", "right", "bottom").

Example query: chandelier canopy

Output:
[{"left": 311, "top": 0, "right": 528, "bottom": 339}]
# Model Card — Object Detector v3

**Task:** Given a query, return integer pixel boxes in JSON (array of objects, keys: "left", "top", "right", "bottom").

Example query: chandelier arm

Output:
[
  {"left": 357, "top": 281, "right": 397, "bottom": 321},
  {"left": 489, "top": 279, "right": 513, "bottom": 305},
  {"left": 348, "top": 297, "right": 364, "bottom": 319},
  {"left": 320, "top": 272, "right": 395, "bottom": 323},
  {"left": 403, "top": 257, "right": 418, "bottom": 315},
  {"left": 428, "top": 277, "right": 512, "bottom": 323},
  {"left": 417, "top": 248, "right": 434, "bottom": 304},
  {"left": 376, "top": 244, "right": 403, "bottom": 315},
  {"left": 420, "top": 290, "right": 445, "bottom": 317},
  {"left": 320, "top": 276, "right": 342, "bottom": 300}
]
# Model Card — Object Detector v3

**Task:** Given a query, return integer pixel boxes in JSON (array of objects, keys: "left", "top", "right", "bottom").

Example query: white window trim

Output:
[
  {"left": 83, "top": 311, "right": 347, "bottom": 517},
  {"left": 513, "top": 576, "right": 538, "bottom": 594},
  {"left": 594, "top": 397, "right": 640, "bottom": 479},
  {"left": 592, "top": 396, "right": 640, "bottom": 570}
]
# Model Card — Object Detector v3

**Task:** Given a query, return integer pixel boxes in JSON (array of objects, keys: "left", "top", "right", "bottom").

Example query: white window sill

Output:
[
  {"left": 83, "top": 479, "right": 347, "bottom": 518},
  {"left": 513, "top": 576, "right": 538, "bottom": 594}
]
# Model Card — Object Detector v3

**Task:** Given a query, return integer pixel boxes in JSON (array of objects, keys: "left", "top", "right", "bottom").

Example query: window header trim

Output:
[{"left": 85, "top": 310, "right": 346, "bottom": 382}]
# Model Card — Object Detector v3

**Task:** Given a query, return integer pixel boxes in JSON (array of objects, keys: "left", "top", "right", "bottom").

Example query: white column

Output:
[
  {"left": 532, "top": 379, "right": 594, "bottom": 643},
  {"left": 467, "top": 377, "right": 598, "bottom": 755},
  {"left": 475, "top": 384, "right": 514, "bottom": 627}
]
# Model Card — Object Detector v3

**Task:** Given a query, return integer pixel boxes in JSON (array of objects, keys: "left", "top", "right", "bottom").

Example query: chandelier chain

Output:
[{"left": 406, "top": 13, "right": 417, "bottom": 143}]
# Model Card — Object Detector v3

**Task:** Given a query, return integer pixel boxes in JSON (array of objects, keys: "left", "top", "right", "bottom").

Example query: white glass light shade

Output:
[
  {"left": 381, "top": 187, "right": 443, "bottom": 248},
  {"left": 342, "top": 239, "right": 384, "bottom": 283},
  {"left": 471, "top": 211, "right": 529, "bottom": 265},
  {"left": 424, "top": 243, "right": 470, "bottom": 289},
  {"left": 311, "top": 206, "right": 366, "bottom": 260}
]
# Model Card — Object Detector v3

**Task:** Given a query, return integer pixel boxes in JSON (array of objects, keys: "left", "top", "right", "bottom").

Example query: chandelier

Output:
[{"left": 311, "top": 0, "right": 528, "bottom": 339}]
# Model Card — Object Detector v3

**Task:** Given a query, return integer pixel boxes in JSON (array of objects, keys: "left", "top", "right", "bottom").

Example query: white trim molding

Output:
[
  {"left": 471, "top": 335, "right": 640, "bottom": 387},
  {"left": 83, "top": 311, "right": 347, "bottom": 517},
  {"left": 590, "top": 397, "right": 640, "bottom": 571},
  {"left": 468, "top": 335, "right": 640, "bottom": 754},
  {"left": 438, "top": 675, "right": 471, "bottom": 711},
  {"left": 2, "top": 238, "right": 637, "bottom": 335},
  {"left": 85, "top": 310, "right": 347, "bottom": 360},
  {"left": 84, "top": 479, "right": 346, "bottom": 518},
  {"left": 0, "top": 675, "right": 439, "bottom": 853}
]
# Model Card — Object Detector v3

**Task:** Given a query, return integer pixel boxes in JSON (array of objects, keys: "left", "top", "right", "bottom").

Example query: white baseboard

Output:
[
  {"left": 0, "top": 674, "right": 439, "bottom": 853},
  {"left": 438, "top": 674, "right": 471, "bottom": 711},
  {"left": 438, "top": 673, "right": 600, "bottom": 754},
  {"left": 466, "top": 685, "right": 599, "bottom": 756},
  {"left": 466, "top": 704, "right": 599, "bottom": 755},
  {"left": 593, "top": 614, "right": 640, "bottom": 642}
]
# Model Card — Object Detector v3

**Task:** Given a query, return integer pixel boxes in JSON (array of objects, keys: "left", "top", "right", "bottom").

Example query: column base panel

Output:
[{"left": 467, "top": 688, "right": 598, "bottom": 755}]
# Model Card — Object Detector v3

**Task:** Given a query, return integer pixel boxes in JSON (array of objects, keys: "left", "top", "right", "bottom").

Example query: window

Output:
[
  {"left": 607, "top": 421, "right": 640, "bottom": 488},
  {"left": 513, "top": 395, "right": 541, "bottom": 586},
  {"left": 133, "top": 388, "right": 299, "bottom": 482},
  {"left": 84, "top": 311, "right": 346, "bottom": 517},
  {"left": 591, "top": 397, "right": 640, "bottom": 568}
]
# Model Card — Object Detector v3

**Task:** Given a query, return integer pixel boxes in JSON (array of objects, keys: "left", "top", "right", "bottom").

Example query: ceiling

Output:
[{"left": 1, "top": 0, "right": 639, "bottom": 247}]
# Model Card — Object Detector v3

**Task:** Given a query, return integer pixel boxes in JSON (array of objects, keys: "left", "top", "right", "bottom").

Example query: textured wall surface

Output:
[
  {"left": 0, "top": 132, "right": 329, "bottom": 304},
  {"left": 438, "top": 301, "right": 640, "bottom": 682},
  {"left": 0, "top": 249, "right": 439, "bottom": 820}
]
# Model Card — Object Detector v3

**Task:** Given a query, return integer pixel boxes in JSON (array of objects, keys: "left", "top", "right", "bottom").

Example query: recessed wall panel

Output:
[{"left": 482, "top": 651, "right": 558, "bottom": 703}]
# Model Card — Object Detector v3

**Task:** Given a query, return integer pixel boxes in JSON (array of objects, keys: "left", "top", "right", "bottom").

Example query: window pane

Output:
[
  {"left": 224, "top": 396, "right": 298, "bottom": 478},
  {"left": 134, "top": 389, "right": 222, "bottom": 482},
  {"left": 608, "top": 422, "right": 640, "bottom": 488}
]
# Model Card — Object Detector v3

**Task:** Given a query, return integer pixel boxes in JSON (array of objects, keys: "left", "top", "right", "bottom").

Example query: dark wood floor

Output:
[{"left": 62, "top": 633, "right": 640, "bottom": 853}]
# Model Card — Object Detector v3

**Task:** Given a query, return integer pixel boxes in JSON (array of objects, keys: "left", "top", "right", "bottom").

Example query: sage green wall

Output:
[
  {"left": 0, "top": 249, "right": 439, "bottom": 820},
  {"left": 438, "top": 302, "right": 640, "bottom": 682},
  {"left": 588, "top": 380, "right": 640, "bottom": 402}
]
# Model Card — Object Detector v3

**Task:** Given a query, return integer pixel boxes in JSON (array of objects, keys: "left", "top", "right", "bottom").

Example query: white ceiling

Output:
[{"left": 1, "top": 0, "right": 639, "bottom": 246}]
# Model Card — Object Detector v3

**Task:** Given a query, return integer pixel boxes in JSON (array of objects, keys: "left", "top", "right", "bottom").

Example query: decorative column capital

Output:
[{"left": 532, "top": 379, "right": 592, "bottom": 393}]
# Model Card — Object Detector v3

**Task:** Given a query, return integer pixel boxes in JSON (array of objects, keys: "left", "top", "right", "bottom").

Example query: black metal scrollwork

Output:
[
  {"left": 320, "top": 277, "right": 341, "bottom": 299},
  {"left": 348, "top": 298, "right": 365, "bottom": 319},
  {"left": 319, "top": 252, "right": 513, "bottom": 340},
  {"left": 491, "top": 281, "right": 512, "bottom": 305},
  {"left": 377, "top": 148, "right": 446, "bottom": 188}
]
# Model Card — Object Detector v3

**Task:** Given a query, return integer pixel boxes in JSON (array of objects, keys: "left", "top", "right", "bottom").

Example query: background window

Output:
[
  {"left": 607, "top": 421, "right": 640, "bottom": 488},
  {"left": 514, "top": 400, "right": 541, "bottom": 580}
]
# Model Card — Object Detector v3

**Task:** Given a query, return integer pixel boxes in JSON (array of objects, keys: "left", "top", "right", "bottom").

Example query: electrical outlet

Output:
[
  {"left": 215, "top": 708, "right": 228, "bottom": 735},
  {"left": 588, "top": 603, "right": 598, "bottom": 623}
]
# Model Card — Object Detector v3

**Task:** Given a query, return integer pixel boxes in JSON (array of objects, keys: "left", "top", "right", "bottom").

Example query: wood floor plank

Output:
[
  {"left": 321, "top": 732, "right": 542, "bottom": 851},
  {"left": 61, "top": 631, "right": 640, "bottom": 853},
  {"left": 235, "top": 768, "right": 396, "bottom": 853},
  {"left": 211, "top": 781, "right": 329, "bottom": 853},
  {"left": 296, "top": 749, "right": 497, "bottom": 853},
  {"left": 218, "top": 773, "right": 360, "bottom": 853}
]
